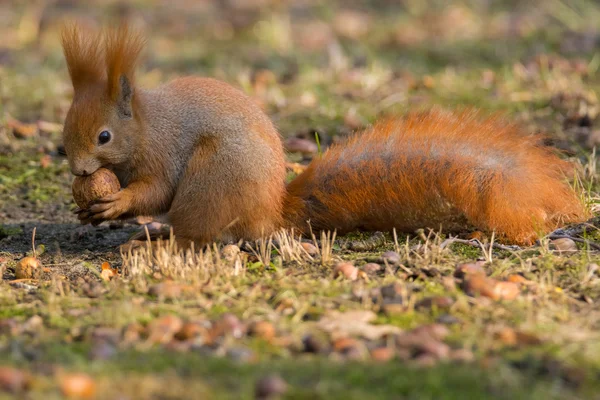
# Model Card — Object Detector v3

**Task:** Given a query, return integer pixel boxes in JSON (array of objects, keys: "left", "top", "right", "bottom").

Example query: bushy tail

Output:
[{"left": 283, "top": 109, "right": 589, "bottom": 245}]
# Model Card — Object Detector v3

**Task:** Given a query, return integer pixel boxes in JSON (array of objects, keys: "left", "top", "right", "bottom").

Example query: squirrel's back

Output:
[{"left": 284, "top": 109, "right": 588, "bottom": 244}]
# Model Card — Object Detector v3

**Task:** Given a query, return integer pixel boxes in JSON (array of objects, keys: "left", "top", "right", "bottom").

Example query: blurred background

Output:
[{"left": 0, "top": 0, "right": 599, "bottom": 147}]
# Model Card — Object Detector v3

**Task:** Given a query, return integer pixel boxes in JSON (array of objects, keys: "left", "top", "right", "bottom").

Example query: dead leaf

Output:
[
  {"left": 100, "top": 262, "right": 118, "bottom": 281},
  {"left": 7, "top": 116, "right": 38, "bottom": 139},
  {"left": 318, "top": 310, "right": 401, "bottom": 340}
]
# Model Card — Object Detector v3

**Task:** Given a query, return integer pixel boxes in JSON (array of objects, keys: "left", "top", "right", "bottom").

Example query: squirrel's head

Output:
[{"left": 61, "top": 23, "right": 145, "bottom": 176}]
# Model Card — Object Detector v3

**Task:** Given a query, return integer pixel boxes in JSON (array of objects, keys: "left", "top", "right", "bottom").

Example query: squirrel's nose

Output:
[{"left": 71, "top": 168, "right": 89, "bottom": 177}]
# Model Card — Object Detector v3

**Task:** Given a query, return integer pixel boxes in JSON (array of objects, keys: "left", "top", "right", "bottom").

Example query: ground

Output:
[{"left": 1, "top": 1, "right": 600, "bottom": 399}]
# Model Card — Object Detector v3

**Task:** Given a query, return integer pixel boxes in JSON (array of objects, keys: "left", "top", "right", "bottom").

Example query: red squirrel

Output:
[{"left": 61, "top": 24, "right": 589, "bottom": 247}]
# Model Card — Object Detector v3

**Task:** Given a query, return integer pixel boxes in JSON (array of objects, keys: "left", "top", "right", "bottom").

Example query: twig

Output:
[
  {"left": 439, "top": 236, "right": 520, "bottom": 252},
  {"left": 31, "top": 227, "right": 37, "bottom": 258}
]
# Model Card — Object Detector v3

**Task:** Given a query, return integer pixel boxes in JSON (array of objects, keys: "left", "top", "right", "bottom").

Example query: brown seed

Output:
[
  {"left": 302, "top": 335, "right": 326, "bottom": 354},
  {"left": 210, "top": 313, "right": 245, "bottom": 340},
  {"left": 146, "top": 315, "right": 184, "bottom": 344},
  {"left": 333, "top": 10, "right": 371, "bottom": 40},
  {"left": 515, "top": 331, "right": 543, "bottom": 346},
  {"left": 381, "top": 251, "right": 401, "bottom": 265},
  {"left": 507, "top": 274, "right": 527, "bottom": 284},
  {"left": 333, "top": 262, "right": 358, "bottom": 280},
  {"left": 412, "top": 324, "right": 450, "bottom": 341},
  {"left": 122, "top": 322, "right": 144, "bottom": 344},
  {"left": 382, "top": 302, "right": 406, "bottom": 316},
  {"left": 40, "top": 154, "right": 52, "bottom": 168},
  {"left": 222, "top": 244, "right": 241, "bottom": 260},
  {"left": 413, "top": 353, "right": 438, "bottom": 367},
  {"left": 7, "top": 117, "right": 38, "bottom": 139},
  {"left": 255, "top": 374, "right": 288, "bottom": 399},
  {"left": 249, "top": 321, "right": 276, "bottom": 341},
  {"left": 454, "top": 261, "right": 486, "bottom": 278},
  {"left": 148, "top": 281, "right": 192, "bottom": 300},
  {"left": 0, "top": 367, "right": 30, "bottom": 394},
  {"left": 60, "top": 373, "right": 96, "bottom": 399},
  {"left": 300, "top": 242, "right": 318, "bottom": 256},
  {"left": 174, "top": 322, "right": 206, "bottom": 341},
  {"left": 362, "top": 263, "right": 382, "bottom": 273},
  {"left": 450, "top": 348, "right": 475, "bottom": 363},
  {"left": 492, "top": 281, "right": 520, "bottom": 301},
  {"left": 496, "top": 327, "right": 517, "bottom": 346},
  {"left": 15, "top": 256, "right": 41, "bottom": 279},
  {"left": 283, "top": 137, "right": 318, "bottom": 155},
  {"left": 551, "top": 238, "right": 578, "bottom": 254},
  {"left": 72, "top": 168, "right": 121, "bottom": 209},
  {"left": 415, "top": 296, "right": 454, "bottom": 310},
  {"left": 370, "top": 347, "right": 395, "bottom": 362},
  {"left": 332, "top": 337, "right": 358, "bottom": 352},
  {"left": 463, "top": 274, "right": 496, "bottom": 297}
]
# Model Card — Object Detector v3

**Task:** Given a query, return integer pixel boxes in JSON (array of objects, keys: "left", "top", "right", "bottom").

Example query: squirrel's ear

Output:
[
  {"left": 104, "top": 24, "right": 145, "bottom": 118},
  {"left": 116, "top": 75, "right": 133, "bottom": 118}
]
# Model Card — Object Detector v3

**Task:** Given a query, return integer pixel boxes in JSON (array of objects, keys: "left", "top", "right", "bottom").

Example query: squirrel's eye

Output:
[{"left": 98, "top": 130, "right": 111, "bottom": 145}]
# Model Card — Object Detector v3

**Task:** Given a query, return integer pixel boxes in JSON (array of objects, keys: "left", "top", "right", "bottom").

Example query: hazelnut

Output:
[{"left": 72, "top": 168, "right": 120, "bottom": 209}]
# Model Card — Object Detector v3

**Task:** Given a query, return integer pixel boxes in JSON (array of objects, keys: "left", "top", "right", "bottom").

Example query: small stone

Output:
[
  {"left": 436, "top": 314, "right": 461, "bottom": 325},
  {"left": 0, "top": 367, "right": 30, "bottom": 394},
  {"left": 22, "top": 315, "right": 43, "bottom": 333},
  {"left": 362, "top": 263, "right": 382, "bottom": 273},
  {"left": 333, "top": 262, "right": 358, "bottom": 280},
  {"left": 300, "top": 242, "right": 318, "bottom": 256},
  {"left": 381, "top": 251, "right": 401, "bottom": 265},
  {"left": 507, "top": 274, "right": 528, "bottom": 284},
  {"left": 415, "top": 296, "right": 454, "bottom": 310},
  {"left": 226, "top": 347, "right": 257, "bottom": 363},
  {"left": 210, "top": 313, "right": 245, "bottom": 340},
  {"left": 122, "top": 322, "right": 144, "bottom": 344},
  {"left": 370, "top": 347, "right": 395, "bottom": 362},
  {"left": 15, "top": 256, "right": 42, "bottom": 279},
  {"left": 413, "top": 353, "right": 438, "bottom": 367},
  {"left": 89, "top": 341, "right": 116, "bottom": 361},
  {"left": 60, "top": 373, "right": 96, "bottom": 399},
  {"left": 492, "top": 281, "right": 520, "bottom": 301},
  {"left": 382, "top": 302, "right": 406, "bottom": 316},
  {"left": 551, "top": 238, "right": 578, "bottom": 254},
  {"left": 463, "top": 275, "right": 497, "bottom": 299},
  {"left": 222, "top": 244, "right": 241, "bottom": 260},
  {"left": 284, "top": 137, "right": 318, "bottom": 155},
  {"left": 255, "top": 374, "right": 288, "bottom": 399},
  {"left": 148, "top": 281, "right": 191, "bottom": 300},
  {"left": 40, "top": 154, "right": 52, "bottom": 168},
  {"left": 379, "top": 283, "right": 404, "bottom": 300},
  {"left": 332, "top": 337, "right": 359, "bottom": 352},
  {"left": 7, "top": 117, "right": 38, "bottom": 139},
  {"left": 515, "top": 331, "right": 543, "bottom": 346},
  {"left": 412, "top": 324, "right": 450, "bottom": 341},
  {"left": 450, "top": 348, "right": 475, "bottom": 363},
  {"left": 302, "top": 335, "right": 326, "bottom": 354},
  {"left": 174, "top": 322, "right": 206, "bottom": 341},
  {"left": 146, "top": 315, "right": 184, "bottom": 345},
  {"left": 333, "top": 10, "right": 371, "bottom": 40},
  {"left": 249, "top": 321, "right": 276, "bottom": 341},
  {"left": 454, "top": 261, "right": 486, "bottom": 278}
]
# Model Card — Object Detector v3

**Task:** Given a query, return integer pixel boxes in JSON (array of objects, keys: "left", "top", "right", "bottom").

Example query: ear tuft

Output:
[
  {"left": 104, "top": 24, "right": 145, "bottom": 104},
  {"left": 61, "top": 22, "right": 104, "bottom": 91}
]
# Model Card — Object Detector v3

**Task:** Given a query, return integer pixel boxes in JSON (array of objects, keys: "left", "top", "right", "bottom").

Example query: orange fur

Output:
[
  {"left": 61, "top": 23, "right": 104, "bottom": 91},
  {"left": 284, "top": 109, "right": 589, "bottom": 245}
]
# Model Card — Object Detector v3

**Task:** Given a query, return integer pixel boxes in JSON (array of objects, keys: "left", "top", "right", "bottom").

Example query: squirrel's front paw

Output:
[{"left": 80, "top": 190, "right": 131, "bottom": 226}]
